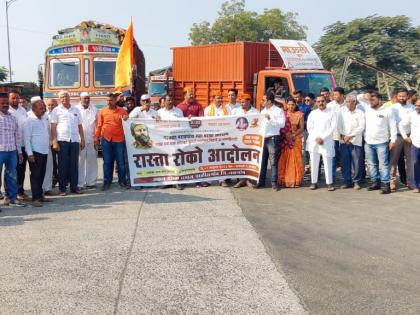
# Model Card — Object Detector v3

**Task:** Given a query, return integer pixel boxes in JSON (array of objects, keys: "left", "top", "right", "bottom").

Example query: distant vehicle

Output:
[
  {"left": 148, "top": 66, "right": 173, "bottom": 108},
  {"left": 39, "top": 21, "right": 146, "bottom": 108},
  {"left": 171, "top": 40, "right": 336, "bottom": 109}
]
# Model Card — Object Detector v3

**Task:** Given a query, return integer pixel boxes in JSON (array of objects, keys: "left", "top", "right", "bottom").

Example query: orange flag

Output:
[{"left": 114, "top": 18, "right": 134, "bottom": 92}]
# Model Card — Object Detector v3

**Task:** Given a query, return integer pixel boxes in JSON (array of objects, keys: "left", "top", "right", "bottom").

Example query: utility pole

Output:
[{"left": 6, "top": 0, "right": 18, "bottom": 82}]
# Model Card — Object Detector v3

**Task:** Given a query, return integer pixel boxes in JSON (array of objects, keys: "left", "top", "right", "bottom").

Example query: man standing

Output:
[
  {"left": 23, "top": 97, "right": 50, "bottom": 207},
  {"left": 364, "top": 92, "right": 397, "bottom": 194},
  {"left": 258, "top": 92, "right": 285, "bottom": 190},
  {"left": 94, "top": 93, "right": 128, "bottom": 191},
  {"left": 337, "top": 94, "right": 365, "bottom": 189},
  {"left": 225, "top": 88, "right": 241, "bottom": 111},
  {"left": 76, "top": 92, "right": 98, "bottom": 190},
  {"left": 400, "top": 99, "right": 420, "bottom": 193},
  {"left": 50, "top": 90, "right": 85, "bottom": 196},
  {"left": 124, "top": 96, "right": 137, "bottom": 114},
  {"left": 7, "top": 91, "right": 30, "bottom": 202},
  {"left": 0, "top": 96, "right": 26, "bottom": 207},
  {"left": 43, "top": 98, "right": 58, "bottom": 194},
  {"left": 306, "top": 95, "right": 336, "bottom": 191},
  {"left": 319, "top": 87, "right": 331, "bottom": 103},
  {"left": 327, "top": 87, "right": 346, "bottom": 179},
  {"left": 204, "top": 93, "right": 231, "bottom": 117},
  {"left": 129, "top": 94, "right": 158, "bottom": 119},
  {"left": 177, "top": 88, "right": 204, "bottom": 118},
  {"left": 232, "top": 93, "right": 259, "bottom": 188},
  {"left": 389, "top": 88, "right": 415, "bottom": 190},
  {"left": 157, "top": 95, "right": 184, "bottom": 119}
]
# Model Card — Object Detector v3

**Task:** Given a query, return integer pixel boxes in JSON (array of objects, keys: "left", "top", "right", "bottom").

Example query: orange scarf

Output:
[{"left": 207, "top": 104, "right": 228, "bottom": 116}]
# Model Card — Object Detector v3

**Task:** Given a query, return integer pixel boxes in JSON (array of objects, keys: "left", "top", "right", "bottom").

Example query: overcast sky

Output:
[{"left": 0, "top": 0, "right": 419, "bottom": 82}]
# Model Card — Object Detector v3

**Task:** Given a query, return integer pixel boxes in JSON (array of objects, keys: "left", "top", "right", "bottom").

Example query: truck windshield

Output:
[
  {"left": 94, "top": 57, "right": 116, "bottom": 87},
  {"left": 292, "top": 73, "right": 333, "bottom": 95},
  {"left": 148, "top": 82, "right": 166, "bottom": 96},
  {"left": 49, "top": 58, "right": 80, "bottom": 88}
]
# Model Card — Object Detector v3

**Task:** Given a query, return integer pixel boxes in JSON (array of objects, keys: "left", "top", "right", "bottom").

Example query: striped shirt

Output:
[{"left": 0, "top": 111, "right": 21, "bottom": 153}]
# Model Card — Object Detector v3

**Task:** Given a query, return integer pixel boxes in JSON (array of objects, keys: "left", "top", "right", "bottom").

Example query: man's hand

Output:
[
  {"left": 404, "top": 137, "right": 412, "bottom": 144},
  {"left": 343, "top": 136, "right": 352, "bottom": 144},
  {"left": 18, "top": 154, "right": 24, "bottom": 164},
  {"left": 80, "top": 139, "right": 85, "bottom": 151},
  {"left": 155, "top": 115, "right": 161, "bottom": 121},
  {"left": 94, "top": 140, "right": 100, "bottom": 150},
  {"left": 315, "top": 137, "right": 324, "bottom": 145},
  {"left": 28, "top": 155, "right": 35, "bottom": 163},
  {"left": 52, "top": 139, "right": 60, "bottom": 152},
  {"left": 264, "top": 113, "right": 271, "bottom": 120},
  {"left": 123, "top": 116, "right": 129, "bottom": 121},
  {"left": 188, "top": 114, "right": 192, "bottom": 120},
  {"left": 389, "top": 142, "right": 396, "bottom": 150}
]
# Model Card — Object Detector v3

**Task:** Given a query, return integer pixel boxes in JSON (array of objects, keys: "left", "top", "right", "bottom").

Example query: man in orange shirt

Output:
[{"left": 94, "top": 93, "right": 128, "bottom": 191}]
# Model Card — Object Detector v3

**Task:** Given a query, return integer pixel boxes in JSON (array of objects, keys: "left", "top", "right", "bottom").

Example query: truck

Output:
[
  {"left": 40, "top": 21, "right": 146, "bottom": 108},
  {"left": 148, "top": 66, "right": 173, "bottom": 109},
  {"left": 171, "top": 40, "right": 336, "bottom": 109}
]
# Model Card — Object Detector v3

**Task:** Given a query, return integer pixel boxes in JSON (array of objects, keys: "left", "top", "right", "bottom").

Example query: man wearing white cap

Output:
[
  {"left": 76, "top": 92, "right": 98, "bottom": 189},
  {"left": 23, "top": 97, "right": 51, "bottom": 207},
  {"left": 129, "top": 94, "right": 158, "bottom": 119}
]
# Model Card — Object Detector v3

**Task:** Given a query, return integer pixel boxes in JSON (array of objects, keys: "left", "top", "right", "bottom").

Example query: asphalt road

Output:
[{"left": 232, "top": 177, "right": 420, "bottom": 315}]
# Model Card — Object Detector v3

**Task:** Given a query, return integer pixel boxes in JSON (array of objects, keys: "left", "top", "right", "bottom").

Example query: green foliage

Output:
[
  {"left": 189, "top": 0, "right": 306, "bottom": 45},
  {"left": 314, "top": 15, "right": 420, "bottom": 91},
  {"left": 0, "top": 66, "right": 8, "bottom": 82}
]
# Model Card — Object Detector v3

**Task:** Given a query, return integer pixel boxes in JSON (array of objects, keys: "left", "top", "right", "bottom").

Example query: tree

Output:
[
  {"left": 314, "top": 15, "right": 420, "bottom": 91},
  {"left": 189, "top": 0, "right": 306, "bottom": 45},
  {"left": 0, "top": 66, "right": 8, "bottom": 82}
]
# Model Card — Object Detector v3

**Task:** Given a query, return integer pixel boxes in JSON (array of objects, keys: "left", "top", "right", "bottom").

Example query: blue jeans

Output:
[
  {"left": 101, "top": 138, "right": 126, "bottom": 185},
  {"left": 340, "top": 143, "right": 362, "bottom": 185},
  {"left": 0, "top": 151, "right": 18, "bottom": 201},
  {"left": 58, "top": 141, "right": 80, "bottom": 193},
  {"left": 258, "top": 136, "right": 281, "bottom": 186},
  {"left": 365, "top": 142, "right": 390, "bottom": 184}
]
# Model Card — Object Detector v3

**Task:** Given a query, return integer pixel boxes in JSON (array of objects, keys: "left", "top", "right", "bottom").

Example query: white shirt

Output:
[
  {"left": 226, "top": 102, "right": 241, "bottom": 111},
  {"left": 76, "top": 104, "right": 98, "bottom": 144},
  {"left": 23, "top": 114, "right": 50, "bottom": 155},
  {"left": 400, "top": 110, "right": 420, "bottom": 148},
  {"left": 157, "top": 107, "right": 184, "bottom": 119},
  {"left": 231, "top": 107, "right": 259, "bottom": 116},
  {"left": 390, "top": 102, "right": 415, "bottom": 134},
  {"left": 8, "top": 105, "right": 28, "bottom": 147},
  {"left": 337, "top": 107, "right": 365, "bottom": 147},
  {"left": 204, "top": 105, "right": 232, "bottom": 117},
  {"left": 327, "top": 100, "right": 345, "bottom": 141},
  {"left": 50, "top": 104, "right": 82, "bottom": 142},
  {"left": 260, "top": 105, "right": 285, "bottom": 138},
  {"left": 129, "top": 107, "right": 159, "bottom": 119},
  {"left": 364, "top": 105, "right": 397, "bottom": 145},
  {"left": 306, "top": 108, "right": 336, "bottom": 157}
]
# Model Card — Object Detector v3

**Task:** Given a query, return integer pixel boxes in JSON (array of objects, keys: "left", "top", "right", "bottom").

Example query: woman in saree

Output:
[{"left": 278, "top": 98, "right": 305, "bottom": 187}]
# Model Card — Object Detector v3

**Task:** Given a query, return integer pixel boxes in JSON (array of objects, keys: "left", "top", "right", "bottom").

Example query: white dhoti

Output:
[
  {"left": 42, "top": 148, "right": 53, "bottom": 192},
  {"left": 78, "top": 142, "right": 98, "bottom": 188},
  {"left": 309, "top": 152, "right": 334, "bottom": 185}
]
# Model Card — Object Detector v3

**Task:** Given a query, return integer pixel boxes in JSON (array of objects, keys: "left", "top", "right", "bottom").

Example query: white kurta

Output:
[{"left": 306, "top": 108, "right": 336, "bottom": 157}]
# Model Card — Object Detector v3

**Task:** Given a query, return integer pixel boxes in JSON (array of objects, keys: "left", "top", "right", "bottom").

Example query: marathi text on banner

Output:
[{"left": 123, "top": 114, "right": 266, "bottom": 186}]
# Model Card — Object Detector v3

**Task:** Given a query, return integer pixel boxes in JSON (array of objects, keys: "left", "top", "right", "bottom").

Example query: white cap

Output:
[
  {"left": 141, "top": 94, "right": 151, "bottom": 101},
  {"left": 80, "top": 92, "right": 90, "bottom": 98},
  {"left": 30, "top": 96, "right": 42, "bottom": 104}
]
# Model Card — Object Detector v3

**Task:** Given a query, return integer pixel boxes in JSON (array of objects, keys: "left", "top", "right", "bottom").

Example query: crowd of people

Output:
[{"left": 0, "top": 86, "right": 419, "bottom": 210}]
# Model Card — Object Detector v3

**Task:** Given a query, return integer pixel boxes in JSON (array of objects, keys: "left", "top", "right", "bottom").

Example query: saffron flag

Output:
[{"left": 114, "top": 18, "right": 134, "bottom": 92}]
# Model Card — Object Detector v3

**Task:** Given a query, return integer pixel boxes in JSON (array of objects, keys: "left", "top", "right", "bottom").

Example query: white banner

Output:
[
  {"left": 270, "top": 39, "right": 324, "bottom": 69},
  {"left": 123, "top": 114, "right": 266, "bottom": 187}
]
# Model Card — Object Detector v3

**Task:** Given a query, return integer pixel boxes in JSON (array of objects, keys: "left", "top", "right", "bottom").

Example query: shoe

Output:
[
  {"left": 71, "top": 188, "right": 84, "bottom": 194},
  {"left": 309, "top": 183, "right": 318, "bottom": 190},
  {"left": 17, "top": 194, "right": 32, "bottom": 201},
  {"left": 44, "top": 191, "right": 57, "bottom": 196},
  {"left": 412, "top": 188, "right": 420, "bottom": 193},
  {"left": 134, "top": 186, "right": 142, "bottom": 190},
  {"left": 197, "top": 182, "right": 210, "bottom": 187},
  {"left": 59, "top": 191, "right": 67, "bottom": 196},
  {"left": 272, "top": 183, "right": 279, "bottom": 191},
  {"left": 119, "top": 183, "right": 130, "bottom": 190},
  {"left": 390, "top": 180, "right": 396, "bottom": 191},
  {"left": 102, "top": 184, "right": 111, "bottom": 191},
  {"left": 32, "top": 200, "right": 43, "bottom": 207},
  {"left": 175, "top": 184, "right": 185, "bottom": 190},
  {"left": 340, "top": 184, "right": 352, "bottom": 189},
  {"left": 367, "top": 182, "right": 381, "bottom": 191},
  {"left": 40, "top": 197, "right": 53, "bottom": 202},
  {"left": 233, "top": 180, "right": 246, "bottom": 188},
  {"left": 246, "top": 180, "right": 256, "bottom": 189},
  {"left": 86, "top": 185, "right": 97, "bottom": 189},
  {"left": 327, "top": 185, "right": 335, "bottom": 191},
  {"left": 353, "top": 183, "right": 361, "bottom": 190},
  {"left": 10, "top": 200, "right": 27, "bottom": 207},
  {"left": 381, "top": 183, "right": 391, "bottom": 194},
  {"left": 220, "top": 181, "right": 229, "bottom": 187},
  {"left": 3, "top": 196, "right": 10, "bottom": 206}
]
